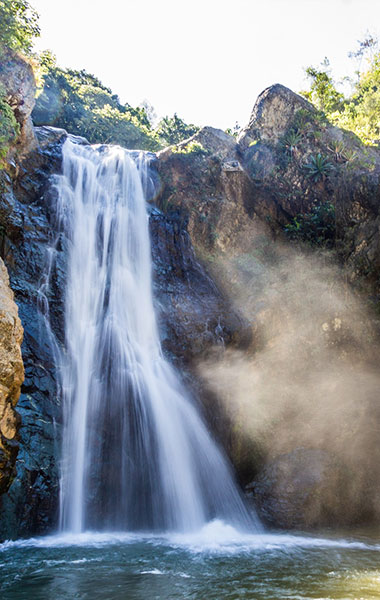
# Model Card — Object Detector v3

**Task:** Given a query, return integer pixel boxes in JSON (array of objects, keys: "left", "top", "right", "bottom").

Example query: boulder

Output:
[
  {"left": 0, "top": 258, "right": 24, "bottom": 495},
  {"left": 0, "top": 48, "right": 37, "bottom": 156},
  {"left": 238, "top": 84, "right": 316, "bottom": 150}
]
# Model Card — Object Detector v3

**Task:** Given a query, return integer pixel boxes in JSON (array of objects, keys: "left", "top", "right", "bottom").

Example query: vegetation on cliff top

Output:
[
  {"left": 31, "top": 48, "right": 201, "bottom": 151},
  {"left": 0, "top": 0, "right": 39, "bottom": 55},
  {"left": 0, "top": 0, "right": 199, "bottom": 155},
  {"left": 0, "top": 1, "right": 39, "bottom": 161},
  {"left": 301, "top": 35, "right": 380, "bottom": 145},
  {"left": 32, "top": 55, "right": 200, "bottom": 150}
]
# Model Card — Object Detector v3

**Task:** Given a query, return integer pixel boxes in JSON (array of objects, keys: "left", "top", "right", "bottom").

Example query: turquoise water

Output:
[{"left": 1, "top": 521, "right": 380, "bottom": 599}]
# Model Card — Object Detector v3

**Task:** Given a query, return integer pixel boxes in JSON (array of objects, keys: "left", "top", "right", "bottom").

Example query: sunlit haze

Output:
[{"left": 30, "top": 0, "right": 380, "bottom": 129}]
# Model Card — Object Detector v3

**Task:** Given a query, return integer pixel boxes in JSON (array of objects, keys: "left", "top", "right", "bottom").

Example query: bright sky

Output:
[{"left": 30, "top": 0, "right": 380, "bottom": 130}]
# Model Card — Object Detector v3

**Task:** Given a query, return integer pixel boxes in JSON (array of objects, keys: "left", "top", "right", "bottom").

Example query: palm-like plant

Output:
[
  {"left": 304, "top": 153, "right": 334, "bottom": 182},
  {"left": 281, "top": 129, "right": 303, "bottom": 156},
  {"left": 328, "top": 140, "right": 345, "bottom": 162}
]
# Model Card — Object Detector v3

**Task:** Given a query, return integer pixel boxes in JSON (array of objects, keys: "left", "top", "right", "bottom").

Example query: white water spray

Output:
[{"left": 53, "top": 139, "right": 260, "bottom": 534}]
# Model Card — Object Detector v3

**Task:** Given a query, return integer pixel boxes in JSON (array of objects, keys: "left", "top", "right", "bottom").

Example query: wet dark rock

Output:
[
  {"left": 0, "top": 122, "right": 254, "bottom": 539},
  {"left": 0, "top": 127, "right": 68, "bottom": 539},
  {"left": 150, "top": 207, "right": 251, "bottom": 366}
]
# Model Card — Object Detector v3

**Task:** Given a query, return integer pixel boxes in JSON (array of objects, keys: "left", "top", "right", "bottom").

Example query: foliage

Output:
[
  {"left": 348, "top": 33, "right": 379, "bottom": 65},
  {"left": 225, "top": 121, "right": 241, "bottom": 137},
  {"left": 284, "top": 201, "right": 336, "bottom": 247},
  {"left": 342, "top": 147, "right": 358, "bottom": 163},
  {"left": 327, "top": 140, "right": 345, "bottom": 162},
  {"left": 300, "top": 59, "right": 345, "bottom": 114},
  {"left": 155, "top": 113, "right": 199, "bottom": 146},
  {"left": 280, "top": 128, "right": 303, "bottom": 156},
  {"left": 33, "top": 55, "right": 200, "bottom": 150},
  {"left": 0, "top": 1, "right": 39, "bottom": 160},
  {"left": 33, "top": 54, "right": 159, "bottom": 150},
  {"left": 0, "top": 83, "right": 19, "bottom": 160},
  {"left": 0, "top": 0, "right": 40, "bottom": 55},
  {"left": 303, "top": 153, "right": 334, "bottom": 182},
  {"left": 173, "top": 141, "right": 209, "bottom": 155},
  {"left": 337, "top": 52, "right": 380, "bottom": 144},
  {"left": 301, "top": 39, "right": 380, "bottom": 145},
  {"left": 327, "top": 140, "right": 359, "bottom": 164}
]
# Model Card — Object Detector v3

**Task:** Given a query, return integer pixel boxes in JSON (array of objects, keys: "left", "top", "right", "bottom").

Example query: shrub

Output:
[
  {"left": 173, "top": 141, "right": 209, "bottom": 155},
  {"left": 0, "top": 83, "right": 20, "bottom": 161},
  {"left": 284, "top": 201, "right": 336, "bottom": 247}
]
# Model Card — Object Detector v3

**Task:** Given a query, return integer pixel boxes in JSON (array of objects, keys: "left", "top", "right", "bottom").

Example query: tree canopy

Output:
[
  {"left": 33, "top": 53, "right": 200, "bottom": 150},
  {"left": 0, "top": 1, "right": 40, "bottom": 163},
  {"left": 0, "top": 0, "right": 40, "bottom": 55},
  {"left": 301, "top": 36, "right": 380, "bottom": 145},
  {"left": 155, "top": 114, "right": 199, "bottom": 147},
  {"left": 32, "top": 52, "right": 160, "bottom": 150}
]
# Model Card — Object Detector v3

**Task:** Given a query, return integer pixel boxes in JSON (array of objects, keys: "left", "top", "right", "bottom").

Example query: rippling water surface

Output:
[{"left": 1, "top": 521, "right": 380, "bottom": 599}]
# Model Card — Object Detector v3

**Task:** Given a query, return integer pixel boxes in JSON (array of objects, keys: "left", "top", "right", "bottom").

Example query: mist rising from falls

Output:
[{"left": 52, "top": 139, "right": 258, "bottom": 534}]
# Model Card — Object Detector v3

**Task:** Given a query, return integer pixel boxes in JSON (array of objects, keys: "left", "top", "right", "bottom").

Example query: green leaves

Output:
[
  {"left": 32, "top": 63, "right": 161, "bottom": 151},
  {"left": 301, "top": 59, "right": 344, "bottom": 114},
  {"left": 33, "top": 61, "right": 200, "bottom": 151},
  {"left": 280, "top": 128, "right": 303, "bottom": 156},
  {"left": 155, "top": 113, "right": 199, "bottom": 147},
  {"left": 284, "top": 201, "right": 336, "bottom": 248},
  {"left": 301, "top": 39, "right": 380, "bottom": 146},
  {"left": 0, "top": 0, "right": 40, "bottom": 55},
  {"left": 0, "top": 86, "right": 19, "bottom": 160},
  {"left": 303, "top": 153, "right": 334, "bottom": 182}
]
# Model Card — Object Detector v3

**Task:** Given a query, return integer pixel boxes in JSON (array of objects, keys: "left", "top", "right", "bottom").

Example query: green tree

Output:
[
  {"left": 33, "top": 57, "right": 161, "bottom": 150},
  {"left": 0, "top": 83, "right": 19, "bottom": 160},
  {"left": 300, "top": 58, "right": 344, "bottom": 114},
  {"left": 156, "top": 113, "right": 199, "bottom": 146},
  {"left": 0, "top": 0, "right": 40, "bottom": 55},
  {"left": 301, "top": 39, "right": 380, "bottom": 145},
  {"left": 0, "top": 1, "right": 40, "bottom": 163},
  {"left": 338, "top": 51, "right": 380, "bottom": 144}
]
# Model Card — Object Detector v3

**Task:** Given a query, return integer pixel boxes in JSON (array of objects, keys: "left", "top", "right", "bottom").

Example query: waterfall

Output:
[{"left": 52, "top": 138, "right": 260, "bottom": 534}]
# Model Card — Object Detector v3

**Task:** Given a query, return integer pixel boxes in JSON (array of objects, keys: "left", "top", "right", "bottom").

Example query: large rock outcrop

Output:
[
  {"left": 237, "top": 84, "right": 380, "bottom": 298},
  {"left": 245, "top": 449, "right": 352, "bottom": 529},
  {"left": 238, "top": 83, "right": 316, "bottom": 149},
  {"left": 0, "top": 258, "right": 23, "bottom": 496},
  {"left": 0, "top": 48, "right": 37, "bottom": 157},
  {"left": 154, "top": 87, "right": 380, "bottom": 528}
]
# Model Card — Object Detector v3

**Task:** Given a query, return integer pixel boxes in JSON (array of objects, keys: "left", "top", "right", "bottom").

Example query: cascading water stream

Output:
[{"left": 52, "top": 138, "right": 260, "bottom": 534}]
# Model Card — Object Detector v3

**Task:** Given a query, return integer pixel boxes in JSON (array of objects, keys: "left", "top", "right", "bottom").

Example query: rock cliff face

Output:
[
  {"left": 2, "top": 66, "right": 380, "bottom": 536},
  {"left": 0, "top": 126, "right": 67, "bottom": 539},
  {"left": 0, "top": 48, "right": 37, "bottom": 157},
  {"left": 238, "top": 84, "right": 316, "bottom": 148},
  {"left": 154, "top": 87, "right": 380, "bottom": 528},
  {"left": 237, "top": 84, "right": 380, "bottom": 298},
  {"left": 0, "top": 258, "right": 24, "bottom": 496},
  {"left": 0, "top": 126, "right": 253, "bottom": 539}
]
